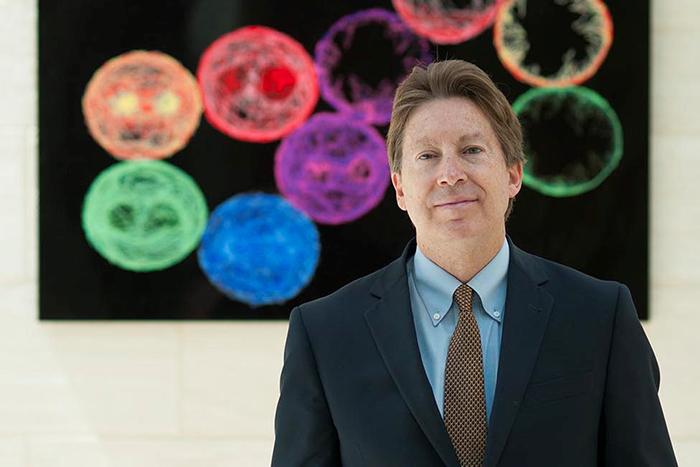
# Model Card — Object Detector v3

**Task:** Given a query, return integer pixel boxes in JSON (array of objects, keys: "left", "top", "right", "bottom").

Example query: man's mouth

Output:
[{"left": 434, "top": 199, "right": 477, "bottom": 207}]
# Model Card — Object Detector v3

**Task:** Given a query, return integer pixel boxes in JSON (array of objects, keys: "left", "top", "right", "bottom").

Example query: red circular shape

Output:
[
  {"left": 197, "top": 26, "right": 319, "bottom": 143},
  {"left": 392, "top": 0, "right": 504, "bottom": 44},
  {"left": 260, "top": 66, "right": 296, "bottom": 100},
  {"left": 82, "top": 50, "right": 202, "bottom": 160}
]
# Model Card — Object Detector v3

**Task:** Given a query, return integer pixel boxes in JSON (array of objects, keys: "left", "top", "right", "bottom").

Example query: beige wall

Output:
[{"left": 0, "top": 0, "right": 698, "bottom": 465}]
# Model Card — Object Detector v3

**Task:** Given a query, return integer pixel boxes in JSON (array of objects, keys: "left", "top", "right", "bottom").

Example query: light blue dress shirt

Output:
[{"left": 406, "top": 238, "right": 510, "bottom": 423}]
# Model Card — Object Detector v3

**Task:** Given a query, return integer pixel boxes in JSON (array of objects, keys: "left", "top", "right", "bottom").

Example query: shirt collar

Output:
[{"left": 412, "top": 238, "right": 510, "bottom": 325}]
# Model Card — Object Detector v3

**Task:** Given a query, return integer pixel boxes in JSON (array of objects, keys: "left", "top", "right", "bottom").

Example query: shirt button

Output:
[
  {"left": 494, "top": 311, "right": 501, "bottom": 317},
  {"left": 433, "top": 313, "right": 440, "bottom": 320}
]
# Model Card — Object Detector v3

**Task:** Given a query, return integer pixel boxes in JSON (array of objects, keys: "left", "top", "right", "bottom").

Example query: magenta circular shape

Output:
[
  {"left": 392, "top": 0, "right": 504, "bottom": 44},
  {"left": 274, "top": 112, "right": 390, "bottom": 225},
  {"left": 314, "top": 8, "right": 432, "bottom": 125}
]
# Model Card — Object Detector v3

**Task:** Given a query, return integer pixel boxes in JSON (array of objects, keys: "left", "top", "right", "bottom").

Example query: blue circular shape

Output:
[{"left": 198, "top": 193, "right": 320, "bottom": 306}]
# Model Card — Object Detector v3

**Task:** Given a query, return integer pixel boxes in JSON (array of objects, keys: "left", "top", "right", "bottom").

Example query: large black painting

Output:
[{"left": 39, "top": 0, "right": 650, "bottom": 319}]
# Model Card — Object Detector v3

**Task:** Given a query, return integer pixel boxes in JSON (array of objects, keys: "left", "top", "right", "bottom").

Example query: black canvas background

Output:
[{"left": 38, "top": 0, "right": 650, "bottom": 319}]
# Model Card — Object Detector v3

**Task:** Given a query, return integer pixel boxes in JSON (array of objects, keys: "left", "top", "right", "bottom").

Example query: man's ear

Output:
[
  {"left": 391, "top": 171, "right": 407, "bottom": 211},
  {"left": 507, "top": 161, "right": 523, "bottom": 198}
]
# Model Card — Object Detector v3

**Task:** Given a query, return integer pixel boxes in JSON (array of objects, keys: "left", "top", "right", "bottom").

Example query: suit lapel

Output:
[
  {"left": 364, "top": 240, "right": 460, "bottom": 467},
  {"left": 485, "top": 239, "right": 554, "bottom": 467}
]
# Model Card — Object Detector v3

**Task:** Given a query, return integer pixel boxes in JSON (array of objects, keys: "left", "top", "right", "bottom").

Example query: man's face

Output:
[{"left": 391, "top": 97, "right": 523, "bottom": 243}]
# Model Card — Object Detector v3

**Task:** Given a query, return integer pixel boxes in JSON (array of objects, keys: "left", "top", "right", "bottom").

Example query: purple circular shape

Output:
[
  {"left": 314, "top": 8, "right": 432, "bottom": 125},
  {"left": 274, "top": 112, "right": 390, "bottom": 225}
]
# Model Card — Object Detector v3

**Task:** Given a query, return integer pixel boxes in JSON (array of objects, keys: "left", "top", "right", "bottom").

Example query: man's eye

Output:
[
  {"left": 464, "top": 147, "right": 483, "bottom": 154},
  {"left": 417, "top": 153, "right": 434, "bottom": 160}
]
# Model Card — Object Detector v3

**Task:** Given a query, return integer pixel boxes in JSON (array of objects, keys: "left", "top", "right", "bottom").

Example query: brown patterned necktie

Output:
[{"left": 444, "top": 283, "right": 488, "bottom": 467}]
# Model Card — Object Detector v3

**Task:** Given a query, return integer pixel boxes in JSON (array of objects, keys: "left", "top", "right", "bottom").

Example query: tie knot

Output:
[{"left": 453, "top": 283, "right": 473, "bottom": 313}]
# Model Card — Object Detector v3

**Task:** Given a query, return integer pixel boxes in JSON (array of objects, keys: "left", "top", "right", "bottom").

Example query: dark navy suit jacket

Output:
[{"left": 272, "top": 238, "right": 677, "bottom": 466}]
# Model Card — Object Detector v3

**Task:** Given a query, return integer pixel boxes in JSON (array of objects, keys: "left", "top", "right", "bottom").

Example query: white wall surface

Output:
[{"left": 0, "top": 0, "right": 698, "bottom": 465}]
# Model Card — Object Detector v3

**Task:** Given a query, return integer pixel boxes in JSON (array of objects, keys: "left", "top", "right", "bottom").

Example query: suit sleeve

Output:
[
  {"left": 599, "top": 284, "right": 677, "bottom": 466},
  {"left": 271, "top": 306, "right": 341, "bottom": 467}
]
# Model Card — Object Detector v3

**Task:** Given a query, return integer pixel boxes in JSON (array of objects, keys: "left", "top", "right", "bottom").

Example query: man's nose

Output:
[{"left": 437, "top": 153, "right": 466, "bottom": 186}]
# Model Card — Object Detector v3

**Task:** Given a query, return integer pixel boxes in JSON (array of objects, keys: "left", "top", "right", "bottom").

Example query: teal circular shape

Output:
[
  {"left": 513, "top": 86, "right": 623, "bottom": 197},
  {"left": 82, "top": 160, "right": 208, "bottom": 272}
]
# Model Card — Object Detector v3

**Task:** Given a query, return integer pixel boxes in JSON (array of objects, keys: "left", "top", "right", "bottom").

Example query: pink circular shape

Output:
[
  {"left": 197, "top": 26, "right": 319, "bottom": 143},
  {"left": 275, "top": 113, "right": 390, "bottom": 225},
  {"left": 392, "top": 0, "right": 504, "bottom": 44}
]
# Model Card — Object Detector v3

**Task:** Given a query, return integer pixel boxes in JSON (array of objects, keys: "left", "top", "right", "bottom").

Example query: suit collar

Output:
[
  {"left": 368, "top": 235, "right": 547, "bottom": 298},
  {"left": 368, "top": 238, "right": 416, "bottom": 299},
  {"left": 365, "top": 236, "right": 553, "bottom": 467}
]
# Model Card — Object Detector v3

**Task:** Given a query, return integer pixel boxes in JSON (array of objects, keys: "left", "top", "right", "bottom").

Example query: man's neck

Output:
[{"left": 416, "top": 231, "right": 506, "bottom": 283}]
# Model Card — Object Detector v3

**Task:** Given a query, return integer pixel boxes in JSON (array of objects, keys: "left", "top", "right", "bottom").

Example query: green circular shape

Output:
[
  {"left": 513, "top": 86, "right": 623, "bottom": 197},
  {"left": 82, "top": 160, "right": 208, "bottom": 271}
]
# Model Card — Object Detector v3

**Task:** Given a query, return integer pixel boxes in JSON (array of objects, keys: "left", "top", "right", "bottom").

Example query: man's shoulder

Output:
[
  {"left": 519, "top": 246, "right": 623, "bottom": 301},
  {"left": 293, "top": 259, "right": 395, "bottom": 323}
]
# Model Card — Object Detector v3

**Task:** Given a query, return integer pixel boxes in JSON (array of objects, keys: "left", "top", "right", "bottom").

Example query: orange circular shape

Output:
[
  {"left": 82, "top": 50, "right": 202, "bottom": 160},
  {"left": 494, "top": 0, "right": 613, "bottom": 87},
  {"left": 197, "top": 26, "right": 319, "bottom": 143}
]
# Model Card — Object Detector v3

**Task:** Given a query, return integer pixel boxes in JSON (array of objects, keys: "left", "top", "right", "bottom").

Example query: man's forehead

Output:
[{"left": 412, "top": 131, "right": 486, "bottom": 146}]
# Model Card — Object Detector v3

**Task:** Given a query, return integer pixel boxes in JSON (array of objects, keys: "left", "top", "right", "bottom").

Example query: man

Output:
[{"left": 272, "top": 60, "right": 677, "bottom": 466}]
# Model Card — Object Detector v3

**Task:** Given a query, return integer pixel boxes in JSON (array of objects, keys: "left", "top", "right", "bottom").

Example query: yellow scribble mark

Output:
[
  {"left": 110, "top": 91, "right": 139, "bottom": 116},
  {"left": 155, "top": 91, "right": 180, "bottom": 116}
]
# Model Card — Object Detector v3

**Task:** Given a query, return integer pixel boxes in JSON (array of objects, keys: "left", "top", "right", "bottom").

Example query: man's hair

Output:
[{"left": 386, "top": 60, "right": 526, "bottom": 220}]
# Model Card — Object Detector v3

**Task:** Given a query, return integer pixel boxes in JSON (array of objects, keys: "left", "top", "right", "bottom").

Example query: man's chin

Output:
[{"left": 430, "top": 219, "right": 483, "bottom": 240}]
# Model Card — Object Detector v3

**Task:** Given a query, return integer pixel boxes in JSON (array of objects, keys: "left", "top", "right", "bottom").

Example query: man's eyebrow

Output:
[
  {"left": 414, "top": 137, "right": 437, "bottom": 147},
  {"left": 458, "top": 132, "right": 485, "bottom": 143}
]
